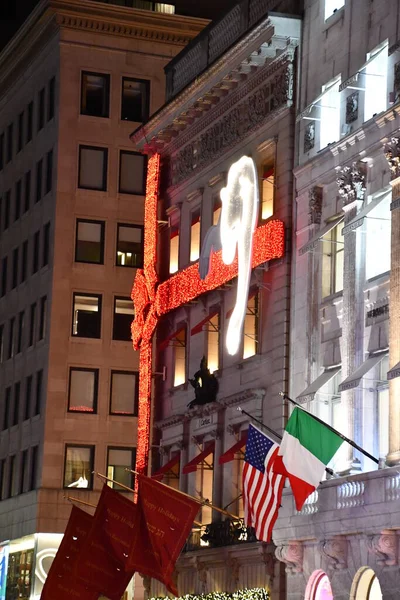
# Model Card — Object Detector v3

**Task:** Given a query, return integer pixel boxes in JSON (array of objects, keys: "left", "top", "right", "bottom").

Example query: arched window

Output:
[{"left": 305, "top": 570, "right": 333, "bottom": 600}]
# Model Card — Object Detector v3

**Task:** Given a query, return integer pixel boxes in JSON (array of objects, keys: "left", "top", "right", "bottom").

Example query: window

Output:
[
  {"left": 38, "top": 88, "right": 45, "bottom": 131},
  {"left": 320, "top": 78, "right": 341, "bottom": 149},
  {"left": 321, "top": 222, "right": 344, "bottom": 297},
  {"left": 72, "top": 293, "right": 102, "bottom": 338},
  {"left": 0, "top": 324, "right": 3, "bottom": 363},
  {"left": 113, "top": 297, "right": 134, "bottom": 341},
  {"left": 8, "top": 455, "right": 15, "bottom": 498},
  {"left": 32, "top": 230, "right": 40, "bottom": 274},
  {"left": 0, "top": 133, "right": 3, "bottom": 169},
  {"left": 17, "top": 111, "right": 23, "bottom": 153},
  {"left": 78, "top": 145, "right": 108, "bottom": 191},
  {"left": 4, "top": 189, "right": 10, "bottom": 229},
  {"left": 24, "top": 170, "right": 31, "bottom": 212},
  {"left": 81, "top": 72, "right": 110, "bottom": 117},
  {"left": 64, "top": 445, "right": 94, "bottom": 489},
  {"left": 110, "top": 371, "right": 138, "bottom": 416},
  {"left": 15, "top": 179, "right": 21, "bottom": 221},
  {"left": 38, "top": 296, "right": 47, "bottom": 341},
  {"left": 366, "top": 195, "right": 391, "bottom": 280},
  {"left": 12, "top": 382, "right": 20, "bottom": 426},
  {"left": 75, "top": 219, "right": 104, "bottom": 264},
  {"left": 19, "top": 450, "right": 28, "bottom": 494},
  {"left": 24, "top": 376, "right": 32, "bottom": 420},
  {"left": 3, "top": 387, "right": 11, "bottom": 430},
  {"left": 195, "top": 442, "right": 214, "bottom": 524},
  {"left": 35, "top": 370, "right": 43, "bottom": 416},
  {"left": 17, "top": 311, "right": 24, "bottom": 354},
  {"left": 169, "top": 228, "right": 179, "bottom": 274},
  {"left": 12, "top": 247, "right": 18, "bottom": 289},
  {"left": 213, "top": 196, "right": 221, "bottom": 225},
  {"left": 1, "top": 256, "right": 7, "bottom": 297},
  {"left": 107, "top": 447, "right": 135, "bottom": 490},
  {"left": 174, "top": 327, "right": 187, "bottom": 387},
  {"left": 190, "top": 211, "right": 200, "bottom": 262},
  {"left": 29, "top": 302, "right": 36, "bottom": 347},
  {"left": 27, "top": 101, "right": 33, "bottom": 143},
  {"left": 324, "top": 0, "right": 344, "bottom": 20},
  {"left": 116, "top": 224, "right": 143, "bottom": 267},
  {"left": 119, "top": 151, "right": 146, "bottom": 195},
  {"left": 29, "top": 446, "right": 38, "bottom": 491},
  {"left": 46, "top": 149, "right": 53, "bottom": 193},
  {"left": 8, "top": 317, "right": 15, "bottom": 359},
  {"left": 121, "top": 77, "right": 149, "bottom": 122},
  {"left": 243, "top": 291, "right": 259, "bottom": 359},
  {"left": 48, "top": 76, "right": 55, "bottom": 121},
  {"left": 364, "top": 44, "right": 388, "bottom": 121},
  {"left": 261, "top": 165, "right": 274, "bottom": 220},
  {"left": 206, "top": 313, "right": 220, "bottom": 373},
  {"left": 43, "top": 222, "right": 50, "bottom": 267},
  {"left": 68, "top": 368, "right": 98, "bottom": 413},
  {"left": 36, "top": 158, "right": 43, "bottom": 202},
  {"left": 21, "top": 240, "right": 28, "bottom": 282},
  {"left": 6, "top": 122, "right": 13, "bottom": 163}
]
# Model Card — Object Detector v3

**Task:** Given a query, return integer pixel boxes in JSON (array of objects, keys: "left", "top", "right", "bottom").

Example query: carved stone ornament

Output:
[
  {"left": 304, "top": 122, "right": 315, "bottom": 153},
  {"left": 275, "top": 541, "right": 303, "bottom": 574},
  {"left": 385, "top": 137, "right": 400, "bottom": 181},
  {"left": 336, "top": 162, "right": 366, "bottom": 206},
  {"left": 346, "top": 91, "right": 359, "bottom": 124},
  {"left": 319, "top": 537, "right": 348, "bottom": 570},
  {"left": 394, "top": 61, "right": 400, "bottom": 102},
  {"left": 308, "top": 186, "right": 323, "bottom": 225},
  {"left": 367, "top": 530, "right": 398, "bottom": 566}
]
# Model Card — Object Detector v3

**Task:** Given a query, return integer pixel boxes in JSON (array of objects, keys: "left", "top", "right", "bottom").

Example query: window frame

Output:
[
  {"left": 173, "top": 324, "right": 187, "bottom": 387},
  {"left": 116, "top": 223, "right": 144, "bottom": 268},
  {"left": 118, "top": 150, "right": 147, "bottom": 195},
  {"left": 38, "top": 88, "right": 45, "bottom": 131},
  {"left": 46, "top": 149, "right": 53, "bottom": 194},
  {"left": 36, "top": 158, "right": 43, "bottom": 203},
  {"left": 68, "top": 367, "right": 99, "bottom": 414},
  {"left": 112, "top": 296, "right": 134, "bottom": 342},
  {"left": 110, "top": 370, "right": 139, "bottom": 417},
  {"left": 63, "top": 444, "right": 94, "bottom": 490},
  {"left": 321, "top": 221, "right": 344, "bottom": 298},
  {"left": 78, "top": 145, "right": 108, "bottom": 191},
  {"left": 121, "top": 76, "right": 150, "bottom": 123},
  {"left": 71, "top": 292, "right": 103, "bottom": 339},
  {"left": 81, "top": 71, "right": 110, "bottom": 118},
  {"left": 27, "top": 101, "right": 33, "bottom": 143},
  {"left": 17, "top": 111, "right": 24, "bottom": 153},
  {"left": 106, "top": 446, "right": 136, "bottom": 491},
  {"left": 6, "top": 122, "right": 13, "bottom": 164},
  {"left": 75, "top": 218, "right": 105, "bottom": 265},
  {"left": 48, "top": 76, "right": 55, "bottom": 121}
]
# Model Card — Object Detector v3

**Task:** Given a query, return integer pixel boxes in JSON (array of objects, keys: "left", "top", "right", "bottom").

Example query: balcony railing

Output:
[{"left": 184, "top": 519, "right": 258, "bottom": 551}]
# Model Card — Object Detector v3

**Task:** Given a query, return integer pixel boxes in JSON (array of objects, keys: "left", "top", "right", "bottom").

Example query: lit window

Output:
[
  {"left": 243, "top": 292, "right": 259, "bottom": 359},
  {"left": 78, "top": 145, "right": 108, "bottom": 191},
  {"left": 119, "top": 151, "right": 146, "bottom": 195},
  {"left": 364, "top": 44, "right": 388, "bottom": 121},
  {"left": 110, "top": 371, "right": 138, "bottom": 416},
  {"left": 195, "top": 443, "right": 214, "bottom": 525},
  {"left": 64, "top": 445, "right": 94, "bottom": 489},
  {"left": 190, "top": 211, "right": 201, "bottom": 262},
  {"left": 169, "top": 228, "right": 179, "bottom": 274},
  {"left": 320, "top": 78, "right": 341, "bottom": 149},
  {"left": 321, "top": 222, "right": 344, "bottom": 297},
  {"left": 113, "top": 297, "right": 134, "bottom": 342},
  {"left": 68, "top": 368, "right": 98, "bottom": 413},
  {"left": 75, "top": 219, "right": 105, "bottom": 264},
  {"left": 174, "top": 327, "right": 186, "bottom": 387},
  {"left": 324, "top": 0, "right": 344, "bottom": 20},
  {"left": 81, "top": 72, "right": 110, "bottom": 118},
  {"left": 72, "top": 293, "right": 102, "bottom": 338},
  {"left": 261, "top": 165, "right": 274, "bottom": 220},
  {"left": 107, "top": 447, "right": 135, "bottom": 490},
  {"left": 206, "top": 313, "right": 220, "bottom": 373},
  {"left": 365, "top": 194, "right": 391, "bottom": 280},
  {"left": 121, "top": 78, "right": 149, "bottom": 122},
  {"left": 213, "top": 197, "right": 221, "bottom": 225},
  {"left": 154, "top": 3, "right": 175, "bottom": 13},
  {"left": 116, "top": 224, "right": 143, "bottom": 267}
]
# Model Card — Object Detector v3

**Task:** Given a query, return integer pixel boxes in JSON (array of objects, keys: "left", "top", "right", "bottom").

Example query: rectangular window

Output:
[
  {"left": 174, "top": 327, "right": 187, "bottom": 387},
  {"left": 119, "top": 151, "right": 146, "bottom": 195},
  {"left": 75, "top": 219, "right": 105, "bottom": 264},
  {"left": 0, "top": 324, "right": 3, "bottom": 363},
  {"left": 0, "top": 133, "right": 3, "bottom": 169},
  {"left": 64, "top": 445, "right": 94, "bottom": 489},
  {"left": 365, "top": 193, "right": 391, "bottom": 279},
  {"left": 27, "top": 101, "right": 33, "bottom": 143},
  {"left": 190, "top": 211, "right": 201, "bottom": 262},
  {"left": 261, "top": 165, "right": 274, "bottom": 220},
  {"left": 12, "top": 247, "right": 18, "bottom": 289},
  {"left": 3, "top": 387, "right": 11, "bottom": 430},
  {"left": 29, "top": 446, "right": 38, "bottom": 490},
  {"left": 24, "top": 375, "right": 32, "bottom": 420},
  {"left": 38, "top": 88, "right": 45, "bottom": 131},
  {"left": 36, "top": 159, "right": 43, "bottom": 202},
  {"left": 12, "top": 382, "right": 20, "bottom": 427},
  {"left": 78, "top": 145, "right": 108, "bottom": 191},
  {"left": 21, "top": 240, "right": 28, "bottom": 283},
  {"left": 320, "top": 78, "right": 341, "bottom": 149},
  {"left": 4, "top": 189, "right": 10, "bottom": 229},
  {"left": 1, "top": 256, "right": 7, "bottom": 297},
  {"left": 17, "top": 111, "right": 23, "bottom": 153},
  {"left": 24, "top": 170, "right": 31, "bottom": 212},
  {"left": 72, "top": 293, "right": 102, "bottom": 338},
  {"left": 243, "top": 292, "right": 259, "bottom": 360},
  {"left": 45, "top": 149, "right": 53, "bottom": 194},
  {"left": 121, "top": 77, "right": 149, "bottom": 122},
  {"left": 324, "top": 0, "right": 344, "bottom": 20},
  {"left": 107, "top": 447, "right": 135, "bottom": 491},
  {"left": 8, "top": 455, "right": 15, "bottom": 498},
  {"left": 116, "top": 224, "right": 143, "bottom": 268},
  {"left": 38, "top": 296, "right": 47, "bottom": 341},
  {"left": 195, "top": 442, "right": 214, "bottom": 524},
  {"left": 43, "top": 222, "right": 50, "bottom": 267},
  {"left": 81, "top": 72, "right": 110, "bottom": 118},
  {"left": 15, "top": 179, "right": 21, "bottom": 221},
  {"left": 48, "top": 76, "right": 55, "bottom": 121},
  {"left": 206, "top": 313, "right": 220, "bottom": 373},
  {"left": 8, "top": 317, "right": 15, "bottom": 359},
  {"left": 110, "top": 371, "right": 138, "bottom": 416},
  {"left": 35, "top": 370, "right": 43, "bottom": 416},
  {"left": 364, "top": 45, "right": 388, "bottom": 121},
  {"left": 68, "top": 368, "right": 98, "bottom": 413},
  {"left": 19, "top": 449, "right": 28, "bottom": 494},
  {"left": 169, "top": 228, "right": 179, "bottom": 274},
  {"left": 321, "top": 222, "right": 344, "bottom": 297},
  {"left": 17, "top": 311, "right": 24, "bottom": 354},
  {"left": 113, "top": 297, "right": 134, "bottom": 342},
  {"left": 29, "top": 302, "right": 36, "bottom": 347},
  {"left": 6, "top": 122, "right": 13, "bottom": 163},
  {"left": 32, "top": 230, "right": 40, "bottom": 274}
]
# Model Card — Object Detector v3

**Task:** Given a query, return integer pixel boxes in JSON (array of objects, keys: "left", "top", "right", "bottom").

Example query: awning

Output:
[
  {"left": 226, "top": 287, "right": 258, "bottom": 319},
  {"left": 298, "top": 216, "right": 344, "bottom": 256},
  {"left": 338, "top": 353, "right": 387, "bottom": 392},
  {"left": 182, "top": 441, "right": 215, "bottom": 474},
  {"left": 219, "top": 431, "right": 248, "bottom": 464},
  {"left": 191, "top": 310, "right": 219, "bottom": 336},
  {"left": 159, "top": 326, "right": 185, "bottom": 351},
  {"left": 152, "top": 454, "right": 180, "bottom": 481},
  {"left": 296, "top": 367, "right": 341, "bottom": 403},
  {"left": 296, "top": 77, "right": 340, "bottom": 122},
  {"left": 387, "top": 361, "right": 400, "bottom": 381},
  {"left": 342, "top": 190, "right": 391, "bottom": 234},
  {"left": 339, "top": 45, "right": 387, "bottom": 92}
]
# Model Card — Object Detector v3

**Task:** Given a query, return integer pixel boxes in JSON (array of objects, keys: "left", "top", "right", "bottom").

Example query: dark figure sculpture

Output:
[{"left": 187, "top": 357, "right": 219, "bottom": 409}]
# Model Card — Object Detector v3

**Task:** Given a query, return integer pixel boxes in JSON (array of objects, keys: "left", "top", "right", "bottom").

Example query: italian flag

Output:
[{"left": 273, "top": 407, "right": 343, "bottom": 510}]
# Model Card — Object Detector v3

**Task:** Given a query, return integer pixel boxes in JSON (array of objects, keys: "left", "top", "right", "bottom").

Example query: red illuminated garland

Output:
[{"left": 132, "top": 153, "right": 285, "bottom": 477}]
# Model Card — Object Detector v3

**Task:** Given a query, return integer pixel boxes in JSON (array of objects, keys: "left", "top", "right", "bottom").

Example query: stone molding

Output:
[
  {"left": 259, "top": 543, "right": 276, "bottom": 583},
  {"left": 367, "top": 530, "right": 398, "bottom": 566},
  {"left": 385, "top": 136, "right": 400, "bottom": 181},
  {"left": 275, "top": 542, "right": 303, "bottom": 574},
  {"left": 336, "top": 162, "right": 366, "bottom": 208},
  {"left": 319, "top": 537, "right": 348, "bottom": 570},
  {"left": 308, "top": 186, "right": 323, "bottom": 225}
]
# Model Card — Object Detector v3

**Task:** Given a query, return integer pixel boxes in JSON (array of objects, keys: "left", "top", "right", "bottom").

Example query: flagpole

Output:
[
  {"left": 93, "top": 471, "right": 138, "bottom": 493},
  {"left": 280, "top": 392, "right": 379, "bottom": 465},
  {"left": 64, "top": 495, "right": 97, "bottom": 509}
]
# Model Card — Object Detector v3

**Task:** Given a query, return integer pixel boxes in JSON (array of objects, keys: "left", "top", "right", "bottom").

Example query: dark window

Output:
[
  {"left": 38, "top": 88, "right": 45, "bottom": 131},
  {"left": 8, "top": 317, "right": 15, "bottom": 359},
  {"left": 110, "top": 371, "right": 138, "bottom": 416},
  {"left": 35, "top": 370, "right": 43, "bottom": 416},
  {"left": 121, "top": 77, "right": 149, "bottom": 122},
  {"left": 3, "top": 387, "right": 11, "bottom": 430},
  {"left": 119, "top": 151, "right": 146, "bottom": 195},
  {"left": 24, "top": 375, "right": 32, "bottom": 420},
  {"left": 27, "top": 101, "right": 33, "bottom": 143},
  {"left": 116, "top": 224, "right": 143, "bottom": 267},
  {"left": 43, "top": 222, "right": 50, "bottom": 267},
  {"left": 0, "top": 324, "right": 3, "bottom": 362},
  {"left": 15, "top": 179, "right": 21, "bottom": 221},
  {"left": 78, "top": 145, "right": 108, "bottom": 191},
  {"left": 21, "top": 240, "right": 28, "bottom": 283},
  {"left": 75, "top": 219, "right": 104, "bottom": 264},
  {"left": 48, "top": 76, "right": 55, "bottom": 121},
  {"left": 36, "top": 159, "right": 43, "bottom": 202},
  {"left": 81, "top": 71, "right": 110, "bottom": 118},
  {"left": 24, "top": 170, "right": 31, "bottom": 212},
  {"left": 107, "top": 447, "right": 135, "bottom": 490},
  {"left": 64, "top": 445, "right": 94, "bottom": 489},
  {"left": 0, "top": 133, "right": 3, "bottom": 169},
  {"left": 38, "top": 296, "right": 47, "bottom": 341},
  {"left": 45, "top": 149, "right": 53, "bottom": 193},
  {"left": 12, "top": 247, "right": 18, "bottom": 289},
  {"left": 29, "top": 446, "right": 38, "bottom": 491},
  {"left": 113, "top": 297, "right": 134, "bottom": 341},
  {"left": 7, "top": 455, "right": 15, "bottom": 498},
  {"left": 4, "top": 189, "right": 10, "bottom": 229},
  {"left": 29, "top": 302, "right": 36, "bottom": 347},
  {"left": 68, "top": 368, "right": 98, "bottom": 413},
  {"left": 19, "top": 449, "right": 28, "bottom": 494},
  {"left": 12, "top": 382, "right": 20, "bottom": 426},
  {"left": 0, "top": 460, "right": 4, "bottom": 500},
  {"left": 17, "top": 310, "right": 24, "bottom": 354},
  {"left": 17, "top": 111, "right": 24, "bottom": 153},
  {"left": 32, "top": 230, "right": 40, "bottom": 274},
  {"left": 6, "top": 122, "right": 13, "bottom": 163},
  {"left": 72, "top": 293, "right": 102, "bottom": 338},
  {"left": 1, "top": 256, "right": 7, "bottom": 297}
]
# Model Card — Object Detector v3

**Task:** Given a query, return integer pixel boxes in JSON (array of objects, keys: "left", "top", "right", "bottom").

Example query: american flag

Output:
[{"left": 243, "top": 423, "right": 285, "bottom": 542}]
